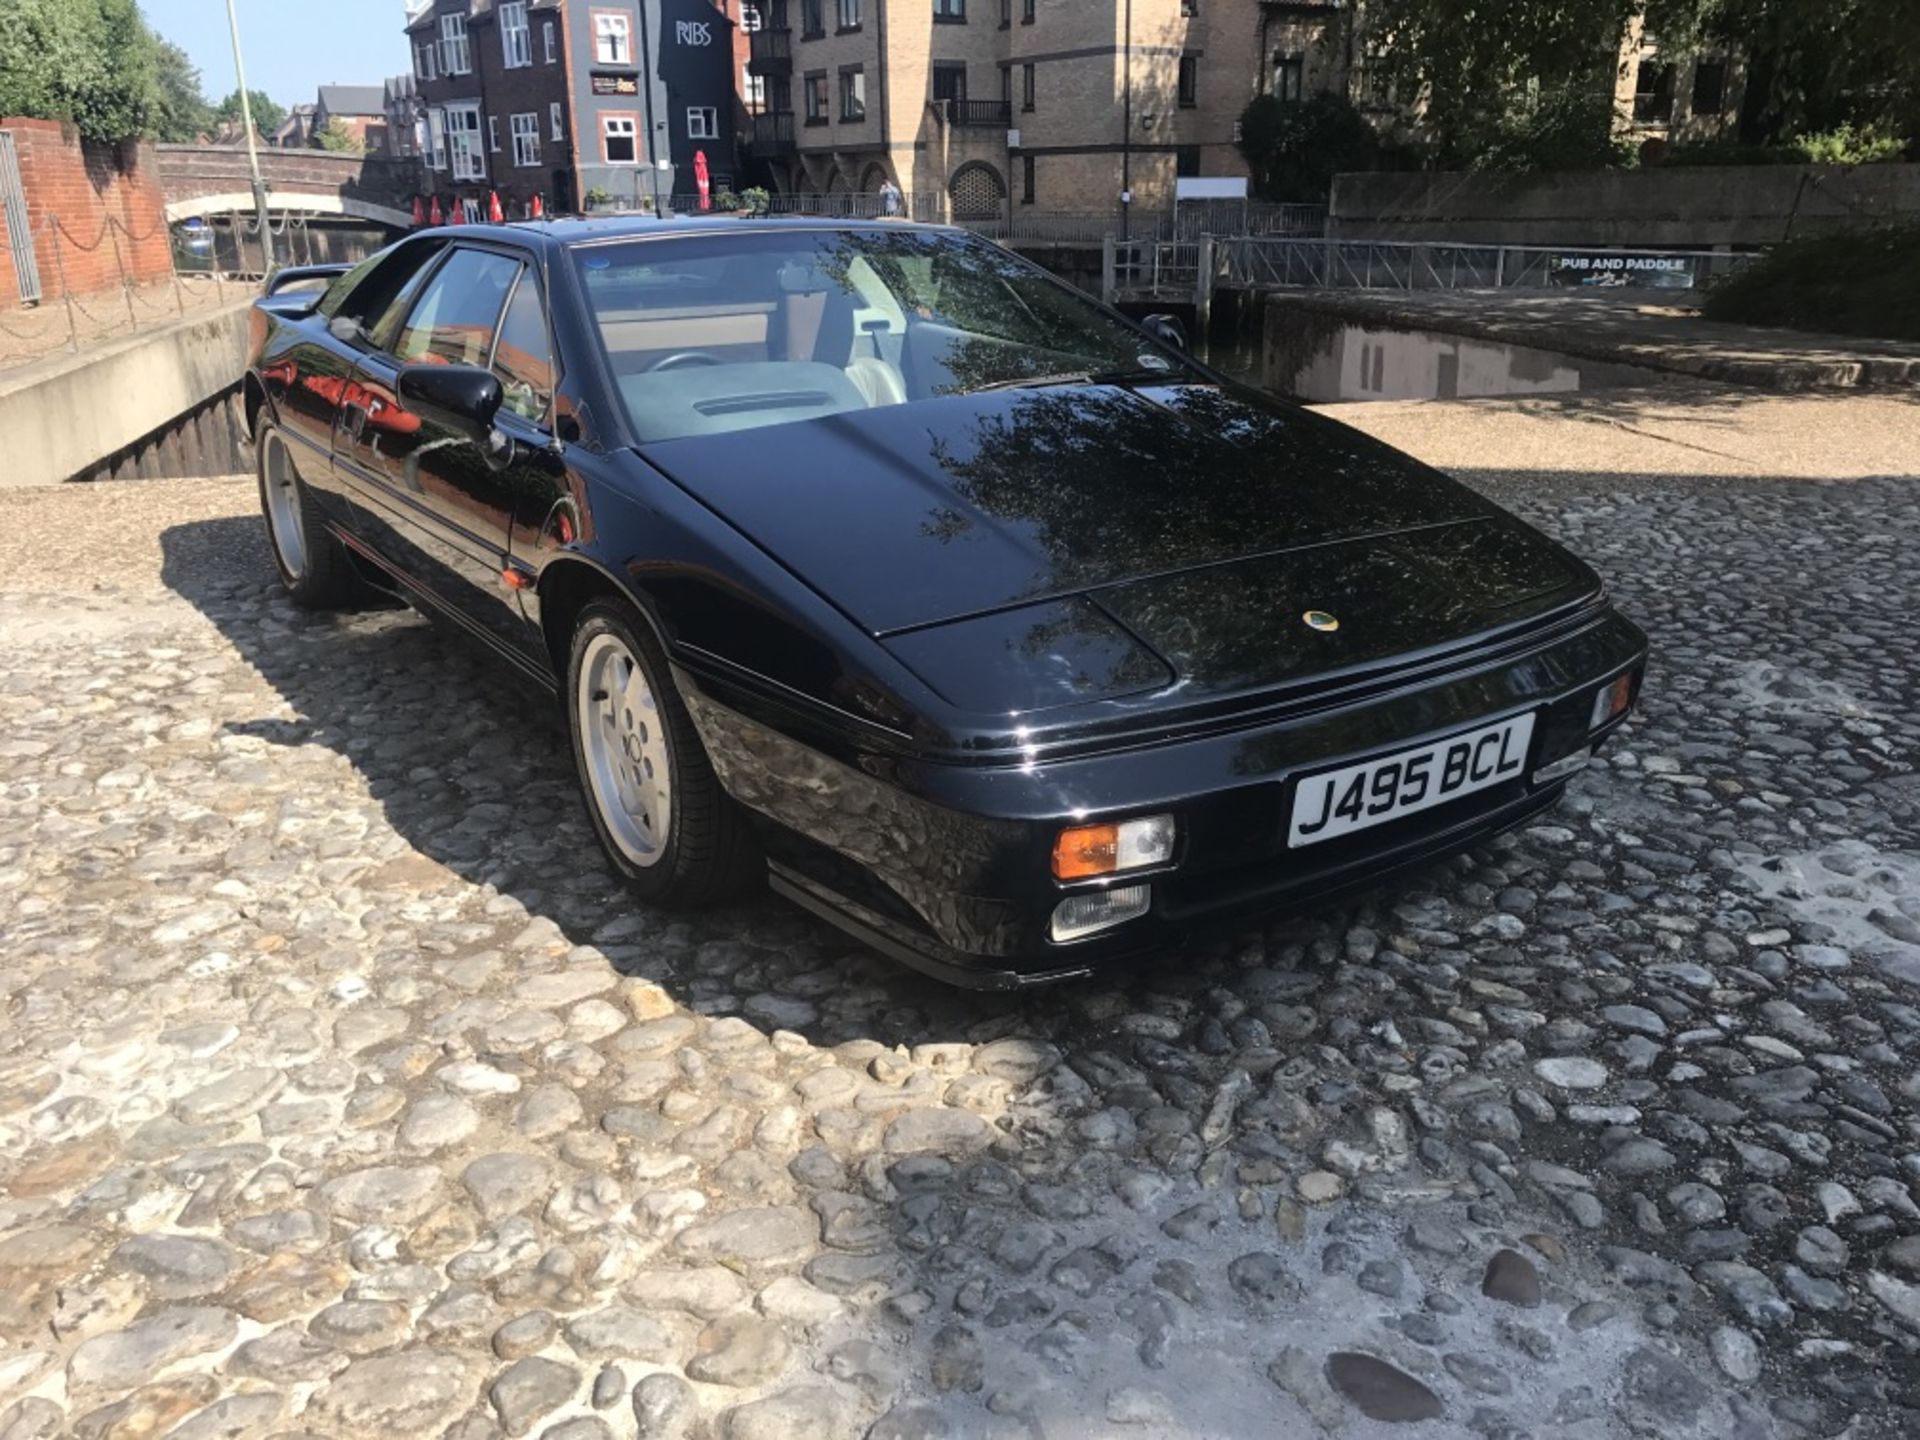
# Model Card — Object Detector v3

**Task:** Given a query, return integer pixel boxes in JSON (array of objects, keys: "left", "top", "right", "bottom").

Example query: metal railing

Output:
[
  {"left": 960, "top": 201, "right": 1326, "bottom": 246},
  {"left": 1221, "top": 237, "right": 1755, "bottom": 292},
  {"left": 946, "top": 98, "right": 1013, "bottom": 128}
]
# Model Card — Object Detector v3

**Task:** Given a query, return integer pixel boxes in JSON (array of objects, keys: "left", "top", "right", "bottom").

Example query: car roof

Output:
[{"left": 411, "top": 215, "right": 957, "bottom": 252}]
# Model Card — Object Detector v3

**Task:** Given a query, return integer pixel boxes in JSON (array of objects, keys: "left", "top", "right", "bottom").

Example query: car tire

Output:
[
  {"left": 567, "top": 596, "right": 760, "bottom": 907},
  {"left": 256, "top": 420, "right": 358, "bottom": 609}
]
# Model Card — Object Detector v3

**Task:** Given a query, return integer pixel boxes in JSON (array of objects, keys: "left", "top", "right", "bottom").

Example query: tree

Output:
[
  {"left": 1237, "top": 93, "right": 1384, "bottom": 201},
  {"left": 1359, "top": 0, "right": 1640, "bottom": 167},
  {"left": 215, "top": 87, "right": 286, "bottom": 139},
  {"left": 315, "top": 116, "right": 365, "bottom": 155},
  {"left": 0, "top": 0, "right": 158, "bottom": 143},
  {"left": 1642, "top": 0, "right": 1918, "bottom": 147},
  {"left": 148, "top": 39, "right": 211, "bottom": 142}
]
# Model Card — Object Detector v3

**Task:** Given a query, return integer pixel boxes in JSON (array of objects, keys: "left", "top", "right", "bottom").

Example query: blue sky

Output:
[{"left": 143, "top": 0, "right": 413, "bottom": 111}]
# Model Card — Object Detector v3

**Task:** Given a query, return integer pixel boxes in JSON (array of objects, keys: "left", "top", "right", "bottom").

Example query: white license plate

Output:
[{"left": 1288, "top": 713, "right": 1536, "bottom": 848}]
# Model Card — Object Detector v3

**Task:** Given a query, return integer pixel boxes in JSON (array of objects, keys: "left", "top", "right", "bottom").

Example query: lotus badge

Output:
[{"left": 1302, "top": 610, "right": 1340, "bottom": 633}]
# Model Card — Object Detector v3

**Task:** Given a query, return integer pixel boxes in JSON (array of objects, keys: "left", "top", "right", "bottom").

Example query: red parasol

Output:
[
  {"left": 694, "top": 150, "right": 711, "bottom": 211},
  {"left": 448, "top": 198, "right": 466, "bottom": 225},
  {"left": 488, "top": 190, "right": 504, "bottom": 223},
  {"left": 429, "top": 195, "right": 444, "bottom": 226},
  {"left": 532, "top": 194, "right": 544, "bottom": 218},
  {"left": 411, "top": 195, "right": 426, "bottom": 227}
]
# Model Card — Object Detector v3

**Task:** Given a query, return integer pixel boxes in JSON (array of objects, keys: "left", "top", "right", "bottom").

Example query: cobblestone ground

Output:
[{"left": 2, "top": 450, "right": 1918, "bottom": 1439}]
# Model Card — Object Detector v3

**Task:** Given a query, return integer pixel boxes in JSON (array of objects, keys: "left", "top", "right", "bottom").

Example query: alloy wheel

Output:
[{"left": 576, "top": 631, "right": 673, "bottom": 868}]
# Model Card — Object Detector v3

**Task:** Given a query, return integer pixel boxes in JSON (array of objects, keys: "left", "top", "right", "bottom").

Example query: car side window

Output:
[
  {"left": 320, "top": 238, "right": 447, "bottom": 335},
  {"left": 491, "top": 266, "right": 556, "bottom": 424},
  {"left": 394, "top": 248, "right": 522, "bottom": 368}
]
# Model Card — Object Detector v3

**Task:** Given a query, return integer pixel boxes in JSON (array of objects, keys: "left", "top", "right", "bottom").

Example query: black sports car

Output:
[{"left": 243, "top": 217, "right": 1646, "bottom": 988}]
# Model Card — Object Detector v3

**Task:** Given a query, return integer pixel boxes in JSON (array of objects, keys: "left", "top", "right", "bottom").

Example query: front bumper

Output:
[{"left": 688, "top": 606, "right": 1648, "bottom": 989}]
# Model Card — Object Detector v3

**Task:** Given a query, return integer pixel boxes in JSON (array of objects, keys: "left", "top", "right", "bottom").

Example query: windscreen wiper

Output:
[{"left": 971, "top": 365, "right": 1183, "bottom": 393}]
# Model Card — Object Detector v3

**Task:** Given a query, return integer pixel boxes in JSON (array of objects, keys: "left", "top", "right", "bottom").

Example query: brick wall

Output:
[{"left": 1, "top": 118, "right": 173, "bottom": 308}]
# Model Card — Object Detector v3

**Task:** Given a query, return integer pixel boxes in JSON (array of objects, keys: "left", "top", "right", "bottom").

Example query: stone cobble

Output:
[{"left": 0, "top": 466, "right": 1917, "bottom": 1438}]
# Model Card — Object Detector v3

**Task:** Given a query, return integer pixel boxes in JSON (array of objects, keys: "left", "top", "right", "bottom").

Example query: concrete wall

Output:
[
  {"left": 0, "top": 301, "right": 251, "bottom": 488},
  {"left": 1, "top": 120, "right": 173, "bottom": 307},
  {"left": 1329, "top": 165, "right": 1920, "bottom": 248}
]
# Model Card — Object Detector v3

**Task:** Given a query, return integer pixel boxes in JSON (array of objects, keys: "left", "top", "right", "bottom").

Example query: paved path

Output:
[{"left": 2, "top": 392, "right": 1919, "bottom": 1438}]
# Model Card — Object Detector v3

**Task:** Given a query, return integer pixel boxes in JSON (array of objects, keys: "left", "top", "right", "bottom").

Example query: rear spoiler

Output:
[{"left": 265, "top": 263, "right": 354, "bottom": 296}]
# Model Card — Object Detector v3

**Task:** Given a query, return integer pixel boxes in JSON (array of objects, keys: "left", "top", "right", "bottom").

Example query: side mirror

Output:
[
  {"left": 398, "top": 364, "right": 504, "bottom": 448},
  {"left": 1141, "top": 313, "right": 1188, "bottom": 351}
]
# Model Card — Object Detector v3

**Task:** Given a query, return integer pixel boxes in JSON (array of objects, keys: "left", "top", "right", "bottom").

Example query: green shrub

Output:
[
  {"left": 1664, "top": 124, "right": 1911, "bottom": 168},
  {"left": 1702, "top": 224, "right": 1920, "bottom": 342},
  {"left": 1237, "top": 93, "right": 1384, "bottom": 202},
  {"left": 741, "top": 186, "right": 771, "bottom": 215}
]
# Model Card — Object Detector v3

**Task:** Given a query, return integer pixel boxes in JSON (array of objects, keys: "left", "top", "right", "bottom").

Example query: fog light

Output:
[
  {"left": 1052, "top": 814, "right": 1175, "bottom": 881},
  {"left": 1051, "top": 884, "right": 1151, "bottom": 942},
  {"left": 1591, "top": 672, "right": 1635, "bottom": 730}
]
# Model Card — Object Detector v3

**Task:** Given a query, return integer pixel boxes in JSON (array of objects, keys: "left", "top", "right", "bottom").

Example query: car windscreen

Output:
[{"left": 570, "top": 227, "right": 1194, "bottom": 445}]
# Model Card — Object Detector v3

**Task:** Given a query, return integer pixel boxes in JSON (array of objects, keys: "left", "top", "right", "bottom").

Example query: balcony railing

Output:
[
  {"left": 747, "top": 112, "right": 796, "bottom": 155},
  {"left": 747, "top": 27, "right": 791, "bottom": 74},
  {"left": 942, "top": 98, "right": 1012, "bottom": 128}
]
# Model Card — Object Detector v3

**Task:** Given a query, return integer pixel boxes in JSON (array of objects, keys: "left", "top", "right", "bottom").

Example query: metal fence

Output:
[
  {"left": 1221, "top": 237, "right": 1755, "bottom": 293},
  {"left": 0, "top": 208, "right": 386, "bottom": 373}
]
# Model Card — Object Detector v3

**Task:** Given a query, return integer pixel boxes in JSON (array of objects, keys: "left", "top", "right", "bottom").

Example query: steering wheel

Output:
[{"left": 648, "top": 351, "right": 726, "bottom": 372}]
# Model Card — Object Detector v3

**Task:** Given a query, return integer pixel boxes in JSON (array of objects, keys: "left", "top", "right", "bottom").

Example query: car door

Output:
[{"left": 336, "top": 243, "right": 559, "bottom": 667}]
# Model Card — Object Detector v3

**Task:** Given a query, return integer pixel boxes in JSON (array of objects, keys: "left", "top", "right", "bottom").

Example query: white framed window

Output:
[
  {"left": 550, "top": 101, "right": 565, "bottom": 140},
  {"left": 501, "top": 1, "right": 531, "bottom": 66},
  {"left": 447, "top": 102, "right": 485, "bottom": 180},
  {"left": 595, "top": 12, "right": 632, "bottom": 64},
  {"left": 544, "top": 19, "right": 558, "bottom": 62},
  {"left": 741, "top": 2, "right": 763, "bottom": 31},
  {"left": 743, "top": 70, "right": 765, "bottom": 112},
  {"left": 603, "top": 113, "right": 638, "bottom": 164},
  {"left": 686, "top": 105, "right": 719, "bottom": 139},
  {"left": 414, "top": 40, "right": 438, "bottom": 82},
  {"left": 487, "top": 114, "right": 500, "bottom": 151},
  {"left": 511, "top": 112, "right": 541, "bottom": 167},
  {"left": 440, "top": 13, "right": 472, "bottom": 74},
  {"left": 461, "top": 197, "right": 482, "bottom": 224},
  {"left": 426, "top": 105, "right": 448, "bottom": 170}
]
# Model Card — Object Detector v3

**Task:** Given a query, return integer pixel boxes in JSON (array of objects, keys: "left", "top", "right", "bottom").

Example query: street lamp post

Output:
[{"left": 225, "top": 0, "right": 275, "bottom": 274}]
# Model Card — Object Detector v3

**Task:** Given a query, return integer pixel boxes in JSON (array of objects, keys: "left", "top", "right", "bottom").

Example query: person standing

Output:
[{"left": 879, "top": 177, "right": 903, "bottom": 218}]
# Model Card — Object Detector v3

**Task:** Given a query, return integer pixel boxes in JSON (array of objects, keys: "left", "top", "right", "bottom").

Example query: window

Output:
[
  {"left": 800, "top": 0, "right": 823, "bottom": 36},
  {"left": 839, "top": 67, "right": 865, "bottom": 121},
  {"left": 934, "top": 0, "right": 964, "bottom": 21},
  {"left": 1021, "top": 62, "right": 1034, "bottom": 111},
  {"left": 1272, "top": 53, "right": 1303, "bottom": 101},
  {"left": 1178, "top": 55, "right": 1197, "bottom": 107},
  {"left": 1634, "top": 59, "right": 1676, "bottom": 124},
  {"left": 838, "top": 0, "right": 860, "bottom": 28},
  {"left": 447, "top": 103, "right": 484, "bottom": 180},
  {"left": 595, "top": 11, "right": 632, "bottom": 64},
  {"left": 488, "top": 114, "right": 500, "bottom": 152},
  {"left": 501, "top": 2, "right": 531, "bottom": 66},
  {"left": 551, "top": 101, "right": 565, "bottom": 140},
  {"left": 426, "top": 106, "right": 448, "bottom": 170},
  {"left": 461, "top": 197, "right": 483, "bottom": 224},
  {"left": 440, "top": 13, "right": 471, "bottom": 75},
  {"left": 1181, "top": 0, "right": 1196, "bottom": 14},
  {"left": 741, "top": 3, "right": 763, "bottom": 30},
  {"left": 688, "top": 105, "right": 720, "bottom": 138},
  {"left": 397, "top": 247, "right": 521, "bottom": 368},
  {"left": 512, "top": 112, "right": 541, "bottom": 166},
  {"left": 414, "top": 40, "right": 438, "bottom": 82},
  {"left": 804, "top": 71, "right": 829, "bottom": 123},
  {"left": 743, "top": 71, "right": 766, "bottom": 113},
  {"left": 1691, "top": 57, "right": 1727, "bottom": 115},
  {"left": 1021, "top": 154, "right": 1034, "bottom": 204},
  {"left": 603, "top": 113, "right": 638, "bottom": 163},
  {"left": 493, "top": 267, "right": 555, "bottom": 422},
  {"left": 545, "top": 20, "right": 558, "bottom": 62},
  {"left": 998, "top": 0, "right": 1009, "bottom": 26},
  {"left": 1022, "top": 0, "right": 1033, "bottom": 20},
  {"left": 932, "top": 64, "right": 966, "bottom": 104},
  {"left": 1175, "top": 144, "right": 1200, "bottom": 176}
]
